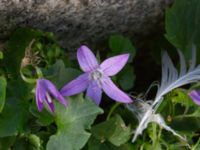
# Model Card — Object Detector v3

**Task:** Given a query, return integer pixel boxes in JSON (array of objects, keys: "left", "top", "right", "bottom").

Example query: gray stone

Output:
[{"left": 0, "top": 0, "right": 172, "bottom": 50}]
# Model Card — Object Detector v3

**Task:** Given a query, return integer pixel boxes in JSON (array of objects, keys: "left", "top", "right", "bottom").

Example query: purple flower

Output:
[
  {"left": 189, "top": 90, "right": 200, "bottom": 105},
  {"left": 36, "top": 79, "right": 68, "bottom": 113},
  {"left": 60, "top": 45, "right": 132, "bottom": 105}
]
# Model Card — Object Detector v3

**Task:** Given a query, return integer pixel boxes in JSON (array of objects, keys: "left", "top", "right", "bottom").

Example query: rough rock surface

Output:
[{"left": 0, "top": 0, "right": 172, "bottom": 50}]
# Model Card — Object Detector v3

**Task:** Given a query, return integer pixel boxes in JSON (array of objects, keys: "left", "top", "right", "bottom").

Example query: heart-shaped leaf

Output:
[{"left": 46, "top": 95, "right": 103, "bottom": 150}]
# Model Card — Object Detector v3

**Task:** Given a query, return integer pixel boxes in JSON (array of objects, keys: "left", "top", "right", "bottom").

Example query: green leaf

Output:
[
  {"left": 9, "top": 134, "right": 43, "bottom": 150},
  {"left": 46, "top": 95, "right": 103, "bottom": 150},
  {"left": 28, "top": 134, "right": 43, "bottom": 150},
  {"left": 7, "top": 79, "right": 32, "bottom": 100},
  {"left": 12, "top": 135, "right": 43, "bottom": 150},
  {"left": 171, "top": 116, "right": 200, "bottom": 133},
  {"left": 109, "top": 35, "right": 136, "bottom": 61},
  {"left": 108, "top": 35, "right": 136, "bottom": 90},
  {"left": 12, "top": 137, "right": 27, "bottom": 150},
  {"left": 0, "top": 136, "right": 16, "bottom": 150},
  {"left": 0, "top": 51, "right": 3, "bottom": 59},
  {"left": 87, "top": 136, "right": 133, "bottom": 150},
  {"left": 158, "top": 89, "right": 195, "bottom": 117},
  {"left": 44, "top": 60, "right": 81, "bottom": 88},
  {"left": 29, "top": 106, "right": 54, "bottom": 126},
  {"left": 0, "top": 76, "right": 7, "bottom": 113},
  {"left": 170, "top": 89, "right": 195, "bottom": 108},
  {"left": 91, "top": 115, "right": 131, "bottom": 146},
  {"left": 118, "top": 65, "right": 135, "bottom": 90},
  {"left": 165, "top": 0, "right": 200, "bottom": 61},
  {"left": 0, "top": 78, "right": 31, "bottom": 138},
  {"left": 161, "top": 89, "right": 200, "bottom": 133},
  {"left": 0, "top": 98, "right": 29, "bottom": 137}
]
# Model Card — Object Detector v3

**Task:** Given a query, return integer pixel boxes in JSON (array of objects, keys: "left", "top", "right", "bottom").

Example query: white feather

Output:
[
  {"left": 153, "top": 46, "right": 200, "bottom": 110},
  {"left": 129, "top": 46, "right": 200, "bottom": 142}
]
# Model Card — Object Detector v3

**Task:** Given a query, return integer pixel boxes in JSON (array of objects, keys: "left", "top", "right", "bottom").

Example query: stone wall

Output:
[{"left": 0, "top": 0, "right": 172, "bottom": 50}]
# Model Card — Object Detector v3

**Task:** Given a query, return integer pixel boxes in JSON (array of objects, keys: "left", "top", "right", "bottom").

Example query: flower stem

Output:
[
  {"left": 106, "top": 103, "right": 121, "bottom": 120},
  {"left": 35, "top": 66, "right": 43, "bottom": 78},
  {"left": 192, "top": 137, "right": 200, "bottom": 150},
  {"left": 20, "top": 70, "right": 36, "bottom": 84}
]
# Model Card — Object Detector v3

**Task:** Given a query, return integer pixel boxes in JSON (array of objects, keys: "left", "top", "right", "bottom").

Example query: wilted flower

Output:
[
  {"left": 60, "top": 45, "right": 132, "bottom": 105},
  {"left": 36, "top": 79, "right": 68, "bottom": 113},
  {"left": 189, "top": 90, "right": 200, "bottom": 105}
]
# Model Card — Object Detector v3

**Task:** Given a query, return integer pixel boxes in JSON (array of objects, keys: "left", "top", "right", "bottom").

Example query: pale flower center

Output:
[{"left": 90, "top": 70, "right": 103, "bottom": 81}]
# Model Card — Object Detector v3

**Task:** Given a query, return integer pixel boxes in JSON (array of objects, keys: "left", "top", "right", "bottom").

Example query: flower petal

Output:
[
  {"left": 40, "top": 79, "right": 67, "bottom": 107},
  {"left": 101, "top": 77, "right": 132, "bottom": 103},
  {"left": 189, "top": 90, "right": 200, "bottom": 105},
  {"left": 45, "top": 94, "right": 55, "bottom": 113},
  {"left": 36, "top": 80, "right": 47, "bottom": 111},
  {"left": 37, "top": 79, "right": 46, "bottom": 101},
  {"left": 56, "top": 94, "right": 68, "bottom": 107},
  {"left": 35, "top": 86, "right": 43, "bottom": 111},
  {"left": 60, "top": 73, "right": 89, "bottom": 96},
  {"left": 100, "top": 54, "right": 129, "bottom": 76},
  {"left": 77, "top": 45, "right": 99, "bottom": 72},
  {"left": 86, "top": 82, "right": 102, "bottom": 105}
]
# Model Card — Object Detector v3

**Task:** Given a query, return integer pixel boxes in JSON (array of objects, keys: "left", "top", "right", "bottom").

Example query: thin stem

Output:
[
  {"left": 106, "top": 103, "right": 121, "bottom": 120},
  {"left": 140, "top": 145, "right": 144, "bottom": 150},
  {"left": 152, "top": 123, "right": 157, "bottom": 148},
  {"left": 174, "top": 114, "right": 198, "bottom": 119},
  {"left": 192, "top": 137, "right": 200, "bottom": 150},
  {"left": 189, "top": 82, "right": 200, "bottom": 90},
  {"left": 35, "top": 66, "right": 43, "bottom": 78},
  {"left": 158, "top": 127, "right": 162, "bottom": 140},
  {"left": 20, "top": 70, "right": 36, "bottom": 84}
]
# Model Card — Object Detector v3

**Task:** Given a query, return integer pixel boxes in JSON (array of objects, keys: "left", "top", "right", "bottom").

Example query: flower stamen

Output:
[{"left": 90, "top": 69, "right": 103, "bottom": 81}]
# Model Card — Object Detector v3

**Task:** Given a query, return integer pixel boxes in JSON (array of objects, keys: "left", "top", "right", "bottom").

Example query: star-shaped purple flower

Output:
[
  {"left": 189, "top": 90, "right": 200, "bottom": 105},
  {"left": 36, "top": 79, "right": 68, "bottom": 113},
  {"left": 60, "top": 45, "right": 133, "bottom": 105}
]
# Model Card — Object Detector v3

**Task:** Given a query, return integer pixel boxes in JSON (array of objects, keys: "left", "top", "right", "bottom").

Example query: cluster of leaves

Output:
[
  {"left": 0, "top": 28, "right": 137, "bottom": 150},
  {"left": 0, "top": 0, "right": 200, "bottom": 149}
]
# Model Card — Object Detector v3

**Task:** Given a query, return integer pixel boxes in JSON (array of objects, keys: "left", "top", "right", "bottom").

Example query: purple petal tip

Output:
[
  {"left": 77, "top": 45, "right": 99, "bottom": 72},
  {"left": 102, "top": 77, "right": 133, "bottom": 103},
  {"left": 100, "top": 53, "right": 130, "bottom": 76},
  {"left": 189, "top": 90, "right": 200, "bottom": 105}
]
